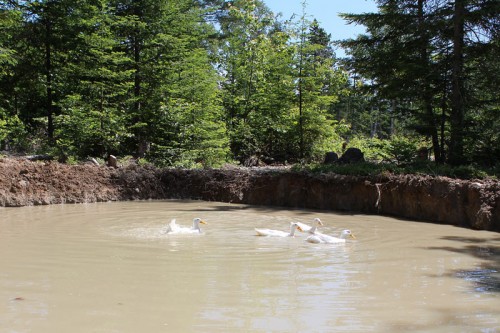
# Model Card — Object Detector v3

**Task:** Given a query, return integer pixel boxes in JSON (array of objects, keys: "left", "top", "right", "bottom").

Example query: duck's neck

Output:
[
  {"left": 192, "top": 221, "right": 201, "bottom": 231},
  {"left": 289, "top": 224, "right": 297, "bottom": 237}
]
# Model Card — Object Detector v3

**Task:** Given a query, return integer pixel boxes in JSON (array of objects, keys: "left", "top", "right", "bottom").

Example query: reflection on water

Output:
[
  {"left": 456, "top": 268, "right": 500, "bottom": 293},
  {"left": 0, "top": 200, "right": 499, "bottom": 333}
]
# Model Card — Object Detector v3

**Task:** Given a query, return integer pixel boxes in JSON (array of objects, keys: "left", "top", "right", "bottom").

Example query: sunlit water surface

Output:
[{"left": 1, "top": 200, "right": 499, "bottom": 333}]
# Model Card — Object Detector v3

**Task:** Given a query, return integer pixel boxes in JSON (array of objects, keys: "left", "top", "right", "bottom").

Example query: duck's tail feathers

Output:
[{"left": 164, "top": 219, "right": 177, "bottom": 234}]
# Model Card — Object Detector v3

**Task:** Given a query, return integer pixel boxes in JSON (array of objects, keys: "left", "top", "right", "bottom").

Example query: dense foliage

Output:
[
  {"left": 0, "top": 0, "right": 498, "bottom": 168},
  {"left": 340, "top": 0, "right": 500, "bottom": 166}
]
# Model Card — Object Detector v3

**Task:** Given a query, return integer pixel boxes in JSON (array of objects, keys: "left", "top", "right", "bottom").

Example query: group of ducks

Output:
[{"left": 164, "top": 217, "right": 355, "bottom": 244}]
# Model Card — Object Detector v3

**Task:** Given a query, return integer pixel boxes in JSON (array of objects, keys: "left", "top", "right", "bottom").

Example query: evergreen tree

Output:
[
  {"left": 26, "top": 0, "right": 77, "bottom": 141},
  {"left": 292, "top": 4, "right": 347, "bottom": 160},
  {"left": 244, "top": 22, "right": 296, "bottom": 162},
  {"left": 340, "top": 0, "right": 499, "bottom": 165},
  {"left": 1, "top": 0, "right": 89, "bottom": 150},
  {"left": 0, "top": 2, "right": 19, "bottom": 76},
  {"left": 2, "top": 0, "right": 495, "bottom": 169},
  {"left": 112, "top": 0, "right": 228, "bottom": 166},
  {"left": 218, "top": 0, "right": 282, "bottom": 162},
  {"left": 340, "top": 1, "right": 441, "bottom": 159},
  {"left": 0, "top": 2, "right": 26, "bottom": 150},
  {"left": 54, "top": 0, "right": 134, "bottom": 158}
]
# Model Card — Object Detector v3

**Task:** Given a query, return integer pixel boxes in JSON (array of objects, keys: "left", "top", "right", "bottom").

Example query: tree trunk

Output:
[
  {"left": 418, "top": 0, "right": 441, "bottom": 163},
  {"left": 133, "top": 35, "right": 141, "bottom": 120},
  {"left": 389, "top": 100, "right": 395, "bottom": 137},
  {"left": 44, "top": 19, "right": 54, "bottom": 141},
  {"left": 133, "top": 11, "right": 147, "bottom": 158},
  {"left": 449, "top": 0, "right": 465, "bottom": 165},
  {"left": 298, "top": 63, "right": 304, "bottom": 159}
]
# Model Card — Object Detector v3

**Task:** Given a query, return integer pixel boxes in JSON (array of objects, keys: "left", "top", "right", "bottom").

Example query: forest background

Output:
[{"left": 0, "top": 0, "right": 498, "bottom": 178}]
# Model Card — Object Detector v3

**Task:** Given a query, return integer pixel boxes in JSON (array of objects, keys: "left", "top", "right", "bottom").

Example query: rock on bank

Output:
[{"left": 0, "top": 158, "right": 498, "bottom": 231}]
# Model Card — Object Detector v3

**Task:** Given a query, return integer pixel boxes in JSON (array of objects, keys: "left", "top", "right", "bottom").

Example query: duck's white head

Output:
[
  {"left": 340, "top": 229, "right": 356, "bottom": 239},
  {"left": 313, "top": 218, "right": 324, "bottom": 226},
  {"left": 193, "top": 218, "right": 207, "bottom": 225},
  {"left": 289, "top": 222, "right": 301, "bottom": 236},
  {"left": 291, "top": 222, "right": 303, "bottom": 232}
]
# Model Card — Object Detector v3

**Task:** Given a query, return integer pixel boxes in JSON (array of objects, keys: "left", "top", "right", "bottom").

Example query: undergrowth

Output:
[{"left": 292, "top": 161, "right": 499, "bottom": 180}]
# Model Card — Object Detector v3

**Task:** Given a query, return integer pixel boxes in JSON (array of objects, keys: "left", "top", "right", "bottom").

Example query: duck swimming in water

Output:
[
  {"left": 295, "top": 218, "right": 324, "bottom": 234},
  {"left": 255, "top": 222, "right": 301, "bottom": 237},
  {"left": 164, "top": 218, "right": 207, "bottom": 234},
  {"left": 305, "top": 229, "right": 356, "bottom": 244}
]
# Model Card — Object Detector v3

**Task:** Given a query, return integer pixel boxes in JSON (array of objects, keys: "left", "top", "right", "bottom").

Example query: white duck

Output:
[
  {"left": 296, "top": 218, "right": 324, "bottom": 234},
  {"left": 305, "top": 229, "right": 356, "bottom": 244},
  {"left": 255, "top": 222, "right": 301, "bottom": 237},
  {"left": 164, "top": 218, "right": 207, "bottom": 234}
]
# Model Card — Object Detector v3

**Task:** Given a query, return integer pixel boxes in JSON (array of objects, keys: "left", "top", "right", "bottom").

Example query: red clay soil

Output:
[{"left": 1, "top": 157, "right": 499, "bottom": 231}]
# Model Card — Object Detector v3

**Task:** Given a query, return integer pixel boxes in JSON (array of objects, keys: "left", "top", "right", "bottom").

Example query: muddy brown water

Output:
[{"left": 1, "top": 200, "right": 499, "bottom": 332}]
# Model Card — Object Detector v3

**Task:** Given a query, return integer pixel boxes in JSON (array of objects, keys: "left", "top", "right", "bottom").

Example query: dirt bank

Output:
[{"left": 1, "top": 157, "right": 499, "bottom": 231}]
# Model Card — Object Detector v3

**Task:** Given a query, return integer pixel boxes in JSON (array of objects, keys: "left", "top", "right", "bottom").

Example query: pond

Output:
[{"left": 1, "top": 200, "right": 499, "bottom": 332}]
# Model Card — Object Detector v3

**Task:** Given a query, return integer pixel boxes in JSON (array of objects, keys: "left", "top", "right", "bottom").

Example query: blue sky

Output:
[{"left": 263, "top": 0, "right": 378, "bottom": 40}]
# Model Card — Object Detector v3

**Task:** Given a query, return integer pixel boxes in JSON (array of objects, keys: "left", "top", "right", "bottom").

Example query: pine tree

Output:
[
  {"left": 292, "top": 4, "right": 347, "bottom": 160},
  {"left": 217, "top": 0, "right": 280, "bottom": 162},
  {"left": 0, "top": 2, "right": 26, "bottom": 150},
  {"left": 0, "top": 3, "right": 19, "bottom": 76},
  {"left": 340, "top": 0, "right": 500, "bottom": 165},
  {"left": 54, "top": 0, "right": 134, "bottom": 158},
  {"left": 111, "top": 0, "right": 227, "bottom": 166}
]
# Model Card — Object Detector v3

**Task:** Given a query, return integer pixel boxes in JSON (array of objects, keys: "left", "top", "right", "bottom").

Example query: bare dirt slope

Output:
[
  {"left": 1, "top": 157, "right": 499, "bottom": 231},
  {"left": 0, "top": 157, "right": 119, "bottom": 206}
]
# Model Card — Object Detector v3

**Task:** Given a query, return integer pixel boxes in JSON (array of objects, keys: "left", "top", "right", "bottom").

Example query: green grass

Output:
[{"left": 292, "top": 161, "right": 499, "bottom": 180}]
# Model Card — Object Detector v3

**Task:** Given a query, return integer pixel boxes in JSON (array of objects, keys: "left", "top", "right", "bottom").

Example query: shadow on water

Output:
[
  {"left": 172, "top": 204, "right": 315, "bottom": 214},
  {"left": 428, "top": 235, "right": 500, "bottom": 293},
  {"left": 170, "top": 201, "right": 358, "bottom": 216},
  {"left": 386, "top": 306, "right": 500, "bottom": 332}
]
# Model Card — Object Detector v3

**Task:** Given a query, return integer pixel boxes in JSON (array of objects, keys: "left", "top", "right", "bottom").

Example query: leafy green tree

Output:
[
  {"left": 447, "top": 0, "right": 499, "bottom": 165},
  {"left": 147, "top": 45, "right": 229, "bottom": 168},
  {"left": 218, "top": 0, "right": 286, "bottom": 162},
  {"left": 0, "top": 2, "right": 20, "bottom": 76},
  {"left": 0, "top": 3, "right": 27, "bottom": 150},
  {"left": 340, "top": 1, "right": 443, "bottom": 161},
  {"left": 2, "top": 0, "right": 228, "bottom": 164},
  {"left": 340, "top": 0, "right": 499, "bottom": 165},
  {"left": 460, "top": 1, "right": 499, "bottom": 166},
  {"left": 27, "top": 0, "right": 76, "bottom": 141},
  {"left": 217, "top": 1, "right": 348, "bottom": 163},
  {"left": 111, "top": 0, "right": 228, "bottom": 166},
  {"left": 54, "top": 0, "right": 134, "bottom": 159},
  {"left": 292, "top": 4, "right": 347, "bottom": 160},
  {"left": 242, "top": 24, "right": 297, "bottom": 163},
  {"left": 1, "top": 0, "right": 89, "bottom": 152}
]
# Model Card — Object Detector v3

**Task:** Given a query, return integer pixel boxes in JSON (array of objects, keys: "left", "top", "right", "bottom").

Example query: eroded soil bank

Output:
[{"left": 1, "top": 158, "right": 499, "bottom": 231}]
